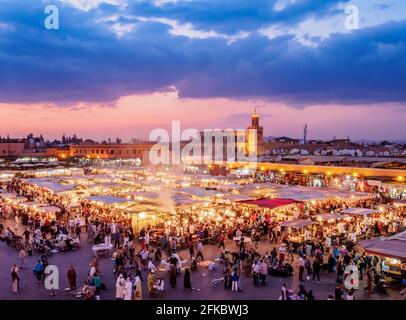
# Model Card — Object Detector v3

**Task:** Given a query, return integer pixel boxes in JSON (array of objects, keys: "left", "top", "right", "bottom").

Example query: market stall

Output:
[
  {"left": 359, "top": 231, "right": 406, "bottom": 280},
  {"left": 237, "top": 198, "right": 302, "bottom": 209},
  {"left": 280, "top": 219, "right": 317, "bottom": 245},
  {"left": 312, "top": 213, "right": 345, "bottom": 222},
  {"left": 86, "top": 195, "right": 129, "bottom": 205},
  {"left": 340, "top": 208, "right": 379, "bottom": 216},
  {"left": 394, "top": 200, "right": 406, "bottom": 207}
]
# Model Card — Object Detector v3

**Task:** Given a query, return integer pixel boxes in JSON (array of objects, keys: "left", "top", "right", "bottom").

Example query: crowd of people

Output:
[{"left": 0, "top": 175, "right": 405, "bottom": 300}]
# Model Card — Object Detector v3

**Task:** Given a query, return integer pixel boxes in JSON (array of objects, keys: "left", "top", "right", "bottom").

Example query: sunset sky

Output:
[{"left": 0, "top": 0, "right": 405, "bottom": 141}]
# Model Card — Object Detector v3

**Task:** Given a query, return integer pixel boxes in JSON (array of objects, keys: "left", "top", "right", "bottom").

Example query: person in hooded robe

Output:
[
  {"left": 11, "top": 264, "right": 19, "bottom": 293},
  {"left": 124, "top": 277, "right": 133, "bottom": 300},
  {"left": 134, "top": 271, "right": 142, "bottom": 300},
  {"left": 147, "top": 271, "right": 156, "bottom": 296},
  {"left": 67, "top": 266, "right": 77, "bottom": 290},
  {"left": 115, "top": 274, "right": 126, "bottom": 300},
  {"left": 183, "top": 268, "right": 192, "bottom": 291},
  {"left": 169, "top": 265, "right": 177, "bottom": 288}
]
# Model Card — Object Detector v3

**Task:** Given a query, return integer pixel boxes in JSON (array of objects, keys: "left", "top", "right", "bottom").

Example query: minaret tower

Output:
[
  {"left": 246, "top": 107, "right": 264, "bottom": 157},
  {"left": 251, "top": 107, "right": 259, "bottom": 128}
]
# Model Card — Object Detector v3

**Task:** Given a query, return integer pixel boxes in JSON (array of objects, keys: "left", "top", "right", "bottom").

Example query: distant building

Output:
[
  {"left": 269, "top": 136, "right": 300, "bottom": 144},
  {"left": 45, "top": 147, "right": 70, "bottom": 158},
  {"left": 25, "top": 133, "right": 46, "bottom": 149},
  {"left": 0, "top": 140, "right": 25, "bottom": 157},
  {"left": 69, "top": 142, "right": 156, "bottom": 164},
  {"left": 180, "top": 110, "right": 265, "bottom": 164}
]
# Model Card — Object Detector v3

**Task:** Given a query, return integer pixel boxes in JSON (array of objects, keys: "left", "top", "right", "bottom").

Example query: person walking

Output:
[
  {"left": 75, "top": 224, "right": 81, "bottom": 240},
  {"left": 93, "top": 273, "right": 101, "bottom": 300},
  {"left": 252, "top": 260, "right": 260, "bottom": 287},
  {"left": 196, "top": 239, "right": 204, "bottom": 260},
  {"left": 87, "top": 223, "right": 94, "bottom": 243},
  {"left": 281, "top": 283, "right": 288, "bottom": 300},
  {"left": 124, "top": 277, "right": 133, "bottom": 300},
  {"left": 217, "top": 233, "right": 226, "bottom": 250},
  {"left": 114, "top": 230, "right": 121, "bottom": 249},
  {"left": 19, "top": 248, "right": 26, "bottom": 269},
  {"left": 325, "top": 235, "right": 331, "bottom": 254},
  {"left": 223, "top": 263, "right": 232, "bottom": 290},
  {"left": 358, "top": 255, "right": 366, "bottom": 280},
  {"left": 33, "top": 260, "right": 44, "bottom": 283},
  {"left": 115, "top": 274, "right": 125, "bottom": 300},
  {"left": 134, "top": 271, "right": 142, "bottom": 300},
  {"left": 327, "top": 254, "right": 336, "bottom": 274},
  {"left": 231, "top": 268, "right": 240, "bottom": 292},
  {"left": 304, "top": 255, "right": 313, "bottom": 280},
  {"left": 184, "top": 268, "right": 192, "bottom": 291},
  {"left": 254, "top": 231, "right": 260, "bottom": 249},
  {"left": 147, "top": 271, "right": 156, "bottom": 296},
  {"left": 11, "top": 264, "right": 20, "bottom": 293},
  {"left": 189, "top": 243, "right": 195, "bottom": 260},
  {"left": 298, "top": 255, "right": 305, "bottom": 282},
  {"left": 67, "top": 266, "right": 77, "bottom": 290},
  {"left": 259, "top": 259, "right": 268, "bottom": 286},
  {"left": 366, "top": 267, "right": 373, "bottom": 298},
  {"left": 170, "top": 265, "right": 177, "bottom": 288},
  {"left": 312, "top": 258, "right": 321, "bottom": 284},
  {"left": 336, "top": 259, "right": 344, "bottom": 283}
]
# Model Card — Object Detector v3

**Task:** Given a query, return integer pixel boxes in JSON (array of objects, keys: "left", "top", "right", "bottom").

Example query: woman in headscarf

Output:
[
  {"left": 183, "top": 268, "right": 192, "bottom": 291},
  {"left": 124, "top": 277, "right": 133, "bottom": 300},
  {"left": 134, "top": 271, "right": 142, "bottom": 300},
  {"left": 115, "top": 274, "right": 125, "bottom": 300}
]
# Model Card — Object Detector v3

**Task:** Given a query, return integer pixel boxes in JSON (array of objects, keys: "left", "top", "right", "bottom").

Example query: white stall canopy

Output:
[{"left": 340, "top": 208, "right": 379, "bottom": 216}]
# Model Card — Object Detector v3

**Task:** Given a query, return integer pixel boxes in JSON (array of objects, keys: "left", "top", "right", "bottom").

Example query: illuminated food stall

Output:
[
  {"left": 280, "top": 219, "right": 317, "bottom": 244},
  {"left": 341, "top": 208, "right": 380, "bottom": 216},
  {"left": 359, "top": 231, "right": 406, "bottom": 280}
]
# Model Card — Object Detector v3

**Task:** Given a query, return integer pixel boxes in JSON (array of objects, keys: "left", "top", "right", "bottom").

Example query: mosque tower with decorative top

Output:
[{"left": 246, "top": 108, "right": 265, "bottom": 157}]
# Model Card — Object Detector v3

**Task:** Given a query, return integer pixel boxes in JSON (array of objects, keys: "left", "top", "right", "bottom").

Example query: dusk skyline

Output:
[{"left": 0, "top": 0, "right": 406, "bottom": 140}]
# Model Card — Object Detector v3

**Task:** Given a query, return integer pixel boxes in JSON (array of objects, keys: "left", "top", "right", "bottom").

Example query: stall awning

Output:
[
  {"left": 340, "top": 208, "right": 379, "bottom": 215},
  {"left": 0, "top": 192, "right": 17, "bottom": 198},
  {"left": 237, "top": 198, "right": 301, "bottom": 209},
  {"left": 0, "top": 193, "right": 26, "bottom": 202},
  {"left": 359, "top": 237, "right": 406, "bottom": 261},
  {"left": 21, "top": 201, "right": 45, "bottom": 209},
  {"left": 39, "top": 206, "right": 61, "bottom": 213},
  {"left": 224, "top": 194, "right": 253, "bottom": 201},
  {"left": 86, "top": 195, "right": 128, "bottom": 204},
  {"left": 172, "top": 194, "right": 204, "bottom": 207},
  {"left": 389, "top": 230, "right": 406, "bottom": 241},
  {"left": 125, "top": 191, "right": 159, "bottom": 199},
  {"left": 178, "top": 187, "right": 220, "bottom": 198},
  {"left": 23, "top": 179, "right": 76, "bottom": 194},
  {"left": 394, "top": 200, "right": 406, "bottom": 207},
  {"left": 312, "top": 213, "right": 344, "bottom": 221},
  {"left": 281, "top": 219, "right": 316, "bottom": 228}
]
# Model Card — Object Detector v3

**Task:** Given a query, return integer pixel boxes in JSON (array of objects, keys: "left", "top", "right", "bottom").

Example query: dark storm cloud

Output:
[
  {"left": 128, "top": 0, "right": 348, "bottom": 35},
  {"left": 0, "top": 0, "right": 405, "bottom": 107}
]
